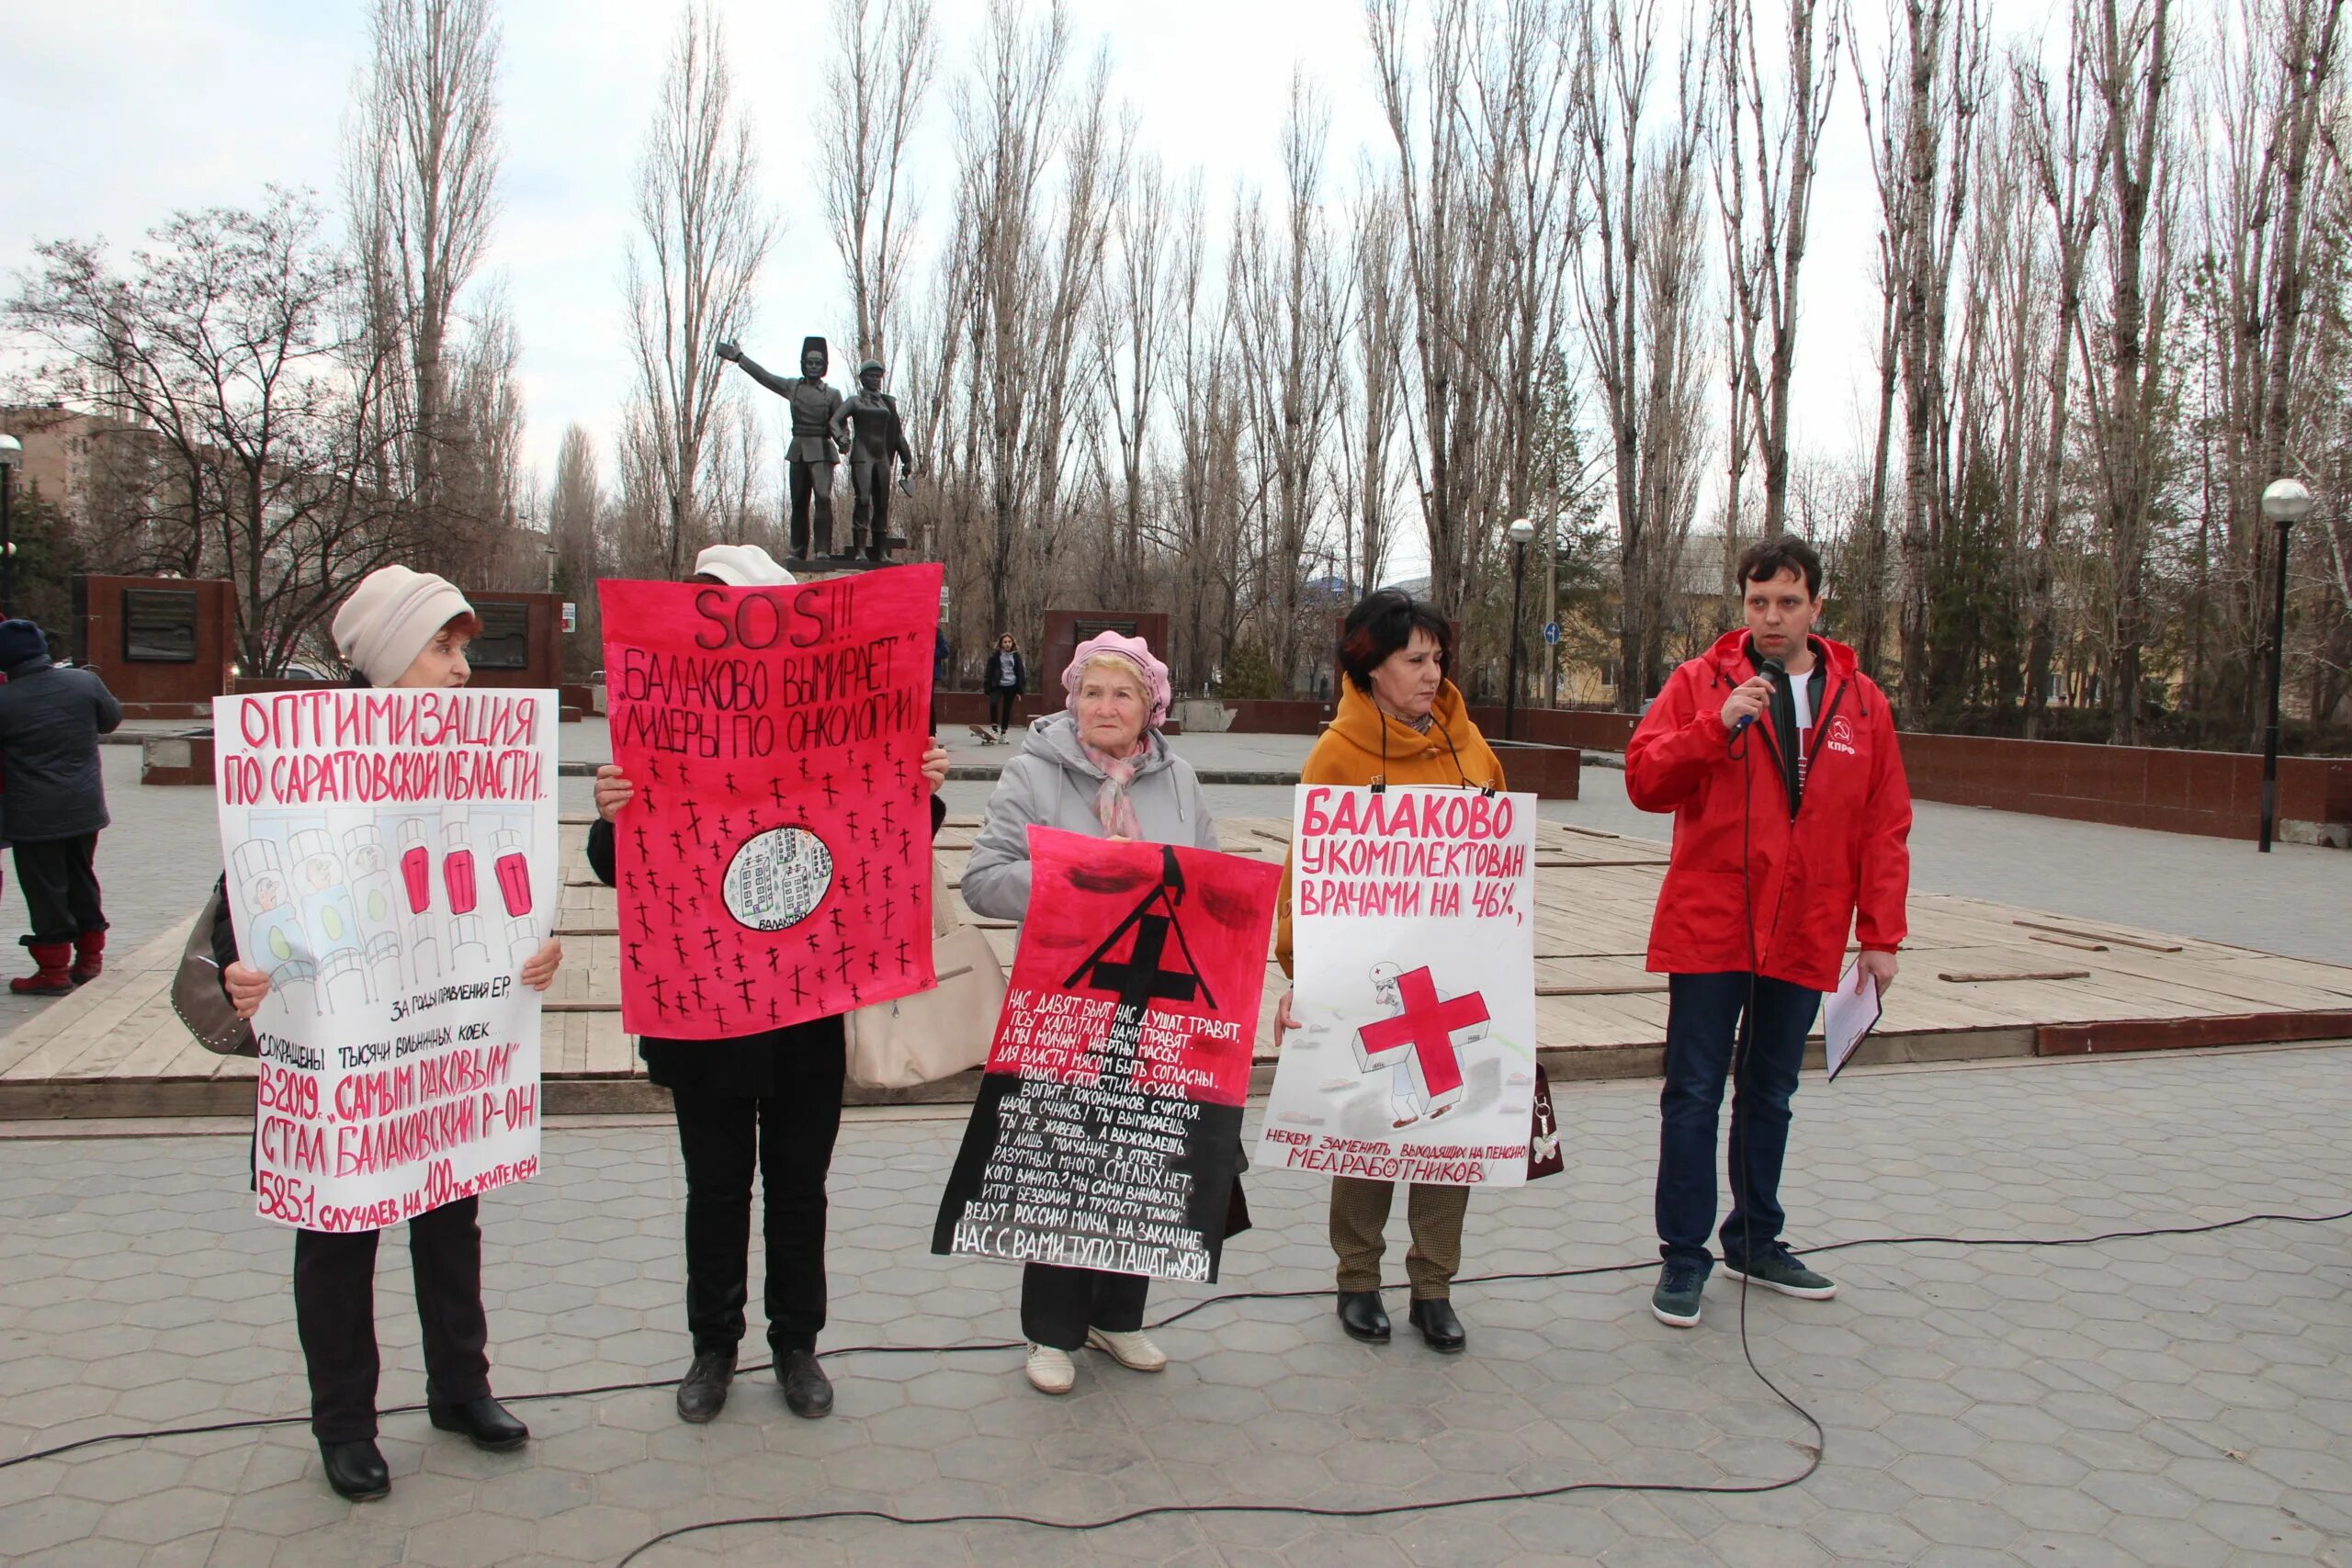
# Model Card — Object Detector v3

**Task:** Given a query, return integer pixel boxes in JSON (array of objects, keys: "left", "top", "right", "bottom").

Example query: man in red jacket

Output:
[{"left": 1625, "top": 535, "right": 1911, "bottom": 1328}]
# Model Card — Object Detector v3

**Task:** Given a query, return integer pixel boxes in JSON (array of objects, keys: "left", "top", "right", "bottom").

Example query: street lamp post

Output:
[
  {"left": 2257, "top": 478, "right": 2313, "bottom": 852},
  {"left": 0, "top": 434, "right": 20, "bottom": 619},
  {"left": 1505, "top": 517, "right": 1537, "bottom": 741}
]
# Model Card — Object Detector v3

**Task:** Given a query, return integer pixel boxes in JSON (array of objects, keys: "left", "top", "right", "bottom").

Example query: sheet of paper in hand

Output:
[
  {"left": 1258, "top": 784, "right": 1540, "bottom": 1187},
  {"left": 599, "top": 565, "right": 941, "bottom": 1039},
  {"left": 933, "top": 826, "right": 1282, "bottom": 1283},
  {"left": 213, "top": 688, "right": 559, "bottom": 1232}
]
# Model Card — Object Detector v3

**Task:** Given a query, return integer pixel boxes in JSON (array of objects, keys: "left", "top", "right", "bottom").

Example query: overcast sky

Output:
[{"left": 5, "top": 0, "right": 2052, "bottom": 546}]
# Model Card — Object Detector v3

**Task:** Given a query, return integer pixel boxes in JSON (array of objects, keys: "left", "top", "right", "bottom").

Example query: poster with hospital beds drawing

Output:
[
  {"left": 213, "top": 688, "right": 559, "bottom": 1231},
  {"left": 1257, "top": 784, "right": 1539, "bottom": 1188}
]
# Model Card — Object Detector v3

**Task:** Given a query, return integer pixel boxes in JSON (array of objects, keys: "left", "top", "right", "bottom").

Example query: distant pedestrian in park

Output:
[
  {"left": 983, "top": 632, "right": 1025, "bottom": 739},
  {"left": 1268, "top": 589, "right": 1509, "bottom": 1355},
  {"left": 0, "top": 616, "right": 122, "bottom": 993},
  {"left": 962, "top": 629, "right": 1224, "bottom": 1394},
  {"left": 219, "top": 566, "right": 563, "bottom": 1501},
  {"left": 589, "top": 542, "right": 952, "bottom": 1427},
  {"left": 1625, "top": 533, "right": 1912, "bottom": 1329}
]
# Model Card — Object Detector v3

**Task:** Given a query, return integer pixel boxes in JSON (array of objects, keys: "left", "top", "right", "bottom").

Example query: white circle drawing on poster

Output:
[{"left": 723, "top": 827, "right": 835, "bottom": 931}]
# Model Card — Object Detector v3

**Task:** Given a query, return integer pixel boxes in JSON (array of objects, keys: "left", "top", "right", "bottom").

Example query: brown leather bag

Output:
[{"left": 172, "top": 882, "right": 258, "bottom": 1058}]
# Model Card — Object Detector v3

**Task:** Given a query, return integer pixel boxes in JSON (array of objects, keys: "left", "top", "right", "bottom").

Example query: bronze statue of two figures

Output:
[{"left": 715, "top": 336, "right": 919, "bottom": 565}]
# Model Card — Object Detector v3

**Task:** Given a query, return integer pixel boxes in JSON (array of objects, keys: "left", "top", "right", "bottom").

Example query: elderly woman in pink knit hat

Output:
[{"left": 962, "top": 630, "right": 1223, "bottom": 1394}]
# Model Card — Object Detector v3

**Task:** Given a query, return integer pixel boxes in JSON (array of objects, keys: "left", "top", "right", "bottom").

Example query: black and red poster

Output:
[
  {"left": 599, "top": 565, "right": 940, "bottom": 1040},
  {"left": 933, "top": 826, "right": 1282, "bottom": 1283}
]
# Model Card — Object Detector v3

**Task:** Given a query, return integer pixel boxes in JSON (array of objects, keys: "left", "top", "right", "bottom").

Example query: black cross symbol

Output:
[
  {"left": 894, "top": 937, "right": 910, "bottom": 972},
  {"left": 650, "top": 758, "right": 665, "bottom": 782},
  {"left": 672, "top": 933, "right": 690, "bottom": 965},
  {"left": 633, "top": 825, "right": 649, "bottom": 858},
  {"left": 724, "top": 773, "right": 737, "bottom": 795},
  {"left": 731, "top": 950, "right": 747, "bottom": 976},
  {"left": 829, "top": 908, "right": 846, "bottom": 938},
  {"left": 860, "top": 761, "right": 875, "bottom": 791},
  {"left": 687, "top": 976, "right": 708, "bottom": 1012},
  {"left": 880, "top": 864, "right": 895, "bottom": 891},
  {"left": 866, "top": 950, "right": 880, "bottom": 977},
  {"left": 627, "top": 941, "right": 646, "bottom": 973},
  {"left": 820, "top": 774, "right": 840, "bottom": 807},
  {"left": 670, "top": 829, "right": 686, "bottom": 859},
  {"left": 798, "top": 757, "right": 811, "bottom": 781},
  {"left": 766, "top": 948, "right": 781, "bottom": 974},
  {"left": 789, "top": 964, "right": 808, "bottom": 1007},
  {"left": 692, "top": 866, "right": 708, "bottom": 896},
  {"left": 647, "top": 974, "right": 670, "bottom": 1012},
  {"left": 897, "top": 826, "right": 913, "bottom": 859},
  {"left": 733, "top": 976, "right": 756, "bottom": 1010},
  {"left": 701, "top": 926, "right": 723, "bottom": 962},
  {"left": 869, "top": 824, "right": 882, "bottom": 850},
  {"left": 844, "top": 808, "right": 860, "bottom": 839},
  {"left": 639, "top": 785, "right": 656, "bottom": 813},
  {"left": 684, "top": 802, "right": 703, "bottom": 835},
  {"left": 623, "top": 871, "right": 638, "bottom": 896},
  {"left": 770, "top": 779, "right": 790, "bottom": 809},
  {"left": 856, "top": 856, "right": 870, "bottom": 890},
  {"left": 893, "top": 756, "right": 908, "bottom": 787},
  {"left": 768, "top": 998, "right": 781, "bottom": 1023},
  {"left": 832, "top": 937, "right": 854, "bottom": 979}
]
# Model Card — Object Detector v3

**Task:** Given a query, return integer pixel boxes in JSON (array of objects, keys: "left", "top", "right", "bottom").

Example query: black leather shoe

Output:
[
  {"left": 675, "top": 1350, "right": 735, "bottom": 1424},
  {"left": 320, "top": 1438, "right": 390, "bottom": 1501},
  {"left": 779, "top": 1348, "right": 834, "bottom": 1418},
  {"left": 1337, "top": 1290, "right": 1391, "bottom": 1343},
  {"left": 426, "top": 1395, "right": 529, "bottom": 1451},
  {"left": 1408, "top": 1297, "right": 1467, "bottom": 1352}
]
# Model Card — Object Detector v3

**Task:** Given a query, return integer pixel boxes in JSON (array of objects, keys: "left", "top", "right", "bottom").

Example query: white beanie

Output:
[
  {"left": 693, "top": 544, "right": 796, "bottom": 587},
  {"left": 332, "top": 566, "right": 475, "bottom": 687}
]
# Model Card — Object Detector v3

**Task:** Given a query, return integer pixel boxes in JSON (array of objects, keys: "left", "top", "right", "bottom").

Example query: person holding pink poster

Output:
[
  {"left": 958, "top": 630, "right": 1233, "bottom": 1396},
  {"left": 212, "top": 566, "right": 563, "bottom": 1503},
  {"left": 590, "top": 544, "right": 951, "bottom": 1427}
]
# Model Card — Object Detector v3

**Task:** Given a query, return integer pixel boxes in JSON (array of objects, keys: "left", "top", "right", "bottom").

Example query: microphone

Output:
[{"left": 1732, "top": 655, "right": 1785, "bottom": 735}]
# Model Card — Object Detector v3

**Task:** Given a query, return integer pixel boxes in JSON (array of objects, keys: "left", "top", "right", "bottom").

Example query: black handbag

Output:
[{"left": 172, "top": 881, "right": 257, "bottom": 1058}]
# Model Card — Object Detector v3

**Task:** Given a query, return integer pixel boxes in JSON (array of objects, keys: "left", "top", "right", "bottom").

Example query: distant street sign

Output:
[{"left": 1542, "top": 621, "right": 1561, "bottom": 645}]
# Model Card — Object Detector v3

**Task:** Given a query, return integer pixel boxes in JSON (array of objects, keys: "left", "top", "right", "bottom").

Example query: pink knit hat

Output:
[{"left": 1063, "top": 630, "right": 1171, "bottom": 729}]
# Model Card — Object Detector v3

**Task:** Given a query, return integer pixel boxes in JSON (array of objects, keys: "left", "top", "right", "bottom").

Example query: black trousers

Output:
[
  {"left": 293, "top": 1197, "right": 490, "bottom": 1443},
  {"left": 14, "top": 835, "right": 104, "bottom": 946},
  {"left": 1020, "top": 1264, "right": 1149, "bottom": 1352},
  {"left": 987, "top": 687, "right": 1019, "bottom": 730},
  {"left": 788, "top": 460, "right": 837, "bottom": 557},
  {"left": 672, "top": 1036, "right": 846, "bottom": 1358}
]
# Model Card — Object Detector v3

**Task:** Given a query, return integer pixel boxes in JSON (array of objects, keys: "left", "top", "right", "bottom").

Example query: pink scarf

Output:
[{"left": 1080, "top": 739, "right": 1145, "bottom": 840}]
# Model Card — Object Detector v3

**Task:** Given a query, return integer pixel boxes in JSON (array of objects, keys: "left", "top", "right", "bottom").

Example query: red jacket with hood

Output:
[{"left": 1624, "top": 629, "right": 1912, "bottom": 992}]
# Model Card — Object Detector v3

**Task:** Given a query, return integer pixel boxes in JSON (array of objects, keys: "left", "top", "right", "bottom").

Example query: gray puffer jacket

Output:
[{"left": 962, "top": 713, "right": 1220, "bottom": 919}]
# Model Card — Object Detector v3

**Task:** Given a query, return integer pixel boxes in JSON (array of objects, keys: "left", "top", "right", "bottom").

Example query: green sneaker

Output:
[
  {"left": 1650, "top": 1260, "right": 1707, "bottom": 1327},
  {"left": 1722, "top": 1247, "right": 1836, "bottom": 1300}
]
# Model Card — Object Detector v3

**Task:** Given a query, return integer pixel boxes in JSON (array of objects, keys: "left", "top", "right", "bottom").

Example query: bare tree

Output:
[
  {"left": 348, "top": 0, "right": 503, "bottom": 551},
  {"left": 1573, "top": 0, "right": 1710, "bottom": 701},
  {"left": 1713, "top": 0, "right": 1840, "bottom": 549},
  {"left": 11, "top": 191, "right": 416, "bottom": 674},
  {"left": 1096, "top": 142, "right": 1173, "bottom": 586},
  {"left": 624, "top": 1, "right": 776, "bottom": 578},
  {"left": 2078, "top": 0, "right": 2179, "bottom": 743},
  {"left": 821, "top": 0, "right": 939, "bottom": 366},
  {"left": 1344, "top": 182, "right": 1408, "bottom": 594}
]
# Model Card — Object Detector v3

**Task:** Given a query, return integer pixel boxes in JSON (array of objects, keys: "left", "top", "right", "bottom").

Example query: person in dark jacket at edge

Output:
[
  {"left": 0, "top": 617, "right": 123, "bottom": 993},
  {"left": 1623, "top": 534, "right": 1911, "bottom": 1331},
  {"left": 587, "top": 543, "right": 953, "bottom": 1425},
  {"left": 217, "top": 565, "right": 564, "bottom": 1502}
]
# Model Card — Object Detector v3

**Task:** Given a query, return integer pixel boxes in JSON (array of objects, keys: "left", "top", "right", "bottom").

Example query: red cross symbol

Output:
[{"left": 1353, "top": 966, "right": 1487, "bottom": 1115}]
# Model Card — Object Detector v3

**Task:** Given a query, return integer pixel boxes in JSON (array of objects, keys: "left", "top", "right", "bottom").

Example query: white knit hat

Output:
[
  {"left": 693, "top": 544, "right": 797, "bottom": 587},
  {"left": 332, "top": 566, "right": 475, "bottom": 688}
]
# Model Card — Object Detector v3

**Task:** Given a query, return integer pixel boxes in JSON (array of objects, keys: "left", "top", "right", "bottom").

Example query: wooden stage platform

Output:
[{"left": 5, "top": 817, "right": 2347, "bottom": 1120}]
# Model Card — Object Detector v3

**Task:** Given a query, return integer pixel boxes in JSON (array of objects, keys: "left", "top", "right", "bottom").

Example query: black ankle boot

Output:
[
  {"left": 1408, "top": 1297, "right": 1466, "bottom": 1352},
  {"left": 675, "top": 1350, "right": 735, "bottom": 1424},
  {"left": 1337, "top": 1291, "right": 1391, "bottom": 1343},
  {"left": 426, "top": 1395, "right": 529, "bottom": 1451},
  {"left": 319, "top": 1438, "right": 390, "bottom": 1501}
]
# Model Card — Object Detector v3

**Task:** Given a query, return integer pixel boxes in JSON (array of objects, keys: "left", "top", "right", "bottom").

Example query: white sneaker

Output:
[
  {"left": 1086, "top": 1327, "right": 1168, "bottom": 1372},
  {"left": 1024, "top": 1344, "right": 1075, "bottom": 1394}
]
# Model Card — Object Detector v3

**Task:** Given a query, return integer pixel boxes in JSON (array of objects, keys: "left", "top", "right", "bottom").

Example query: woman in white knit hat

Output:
[
  {"left": 588, "top": 542, "right": 952, "bottom": 1426},
  {"left": 215, "top": 565, "right": 563, "bottom": 1502}
]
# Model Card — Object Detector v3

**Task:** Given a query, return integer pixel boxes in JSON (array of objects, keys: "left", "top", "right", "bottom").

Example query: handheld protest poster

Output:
[
  {"left": 599, "top": 564, "right": 941, "bottom": 1040},
  {"left": 933, "top": 827, "right": 1281, "bottom": 1283},
  {"left": 213, "top": 688, "right": 559, "bottom": 1232},
  {"left": 1258, "top": 784, "right": 1539, "bottom": 1187}
]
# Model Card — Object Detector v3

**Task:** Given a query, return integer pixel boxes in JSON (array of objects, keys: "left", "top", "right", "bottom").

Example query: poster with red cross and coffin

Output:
[
  {"left": 213, "top": 687, "right": 560, "bottom": 1231},
  {"left": 599, "top": 564, "right": 941, "bottom": 1040},
  {"left": 1258, "top": 784, "right": 1540, "bottom": 1187},
  {"left": 933, "top": 827, "right": 1282, "bottom": 1283}
]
